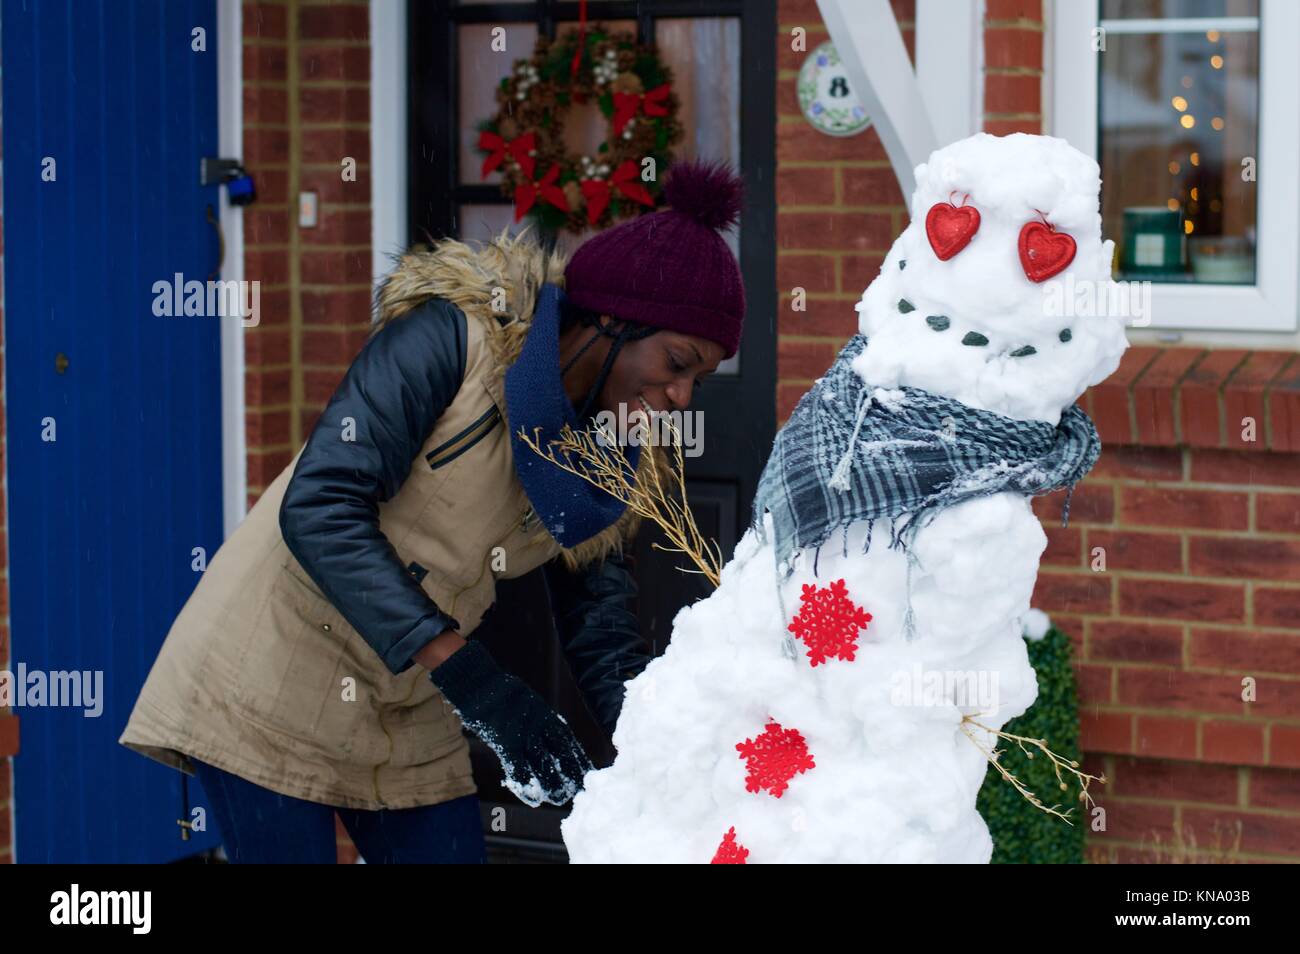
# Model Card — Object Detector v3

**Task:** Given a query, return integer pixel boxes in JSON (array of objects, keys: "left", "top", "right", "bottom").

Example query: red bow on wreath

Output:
[
  {"left": 611, "top": 84, "right": 671, "bottom": 136},
  {"left": 579, "top": 160, "right": 654, "bottom": 224},
  {"left": 514, "top": 163, "right": 570, "bottom": 221},
  {"left": 478, "top": 129, "right": 537, "bottom": 180}
]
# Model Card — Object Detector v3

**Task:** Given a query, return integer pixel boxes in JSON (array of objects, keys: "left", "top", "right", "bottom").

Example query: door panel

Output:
[{"left": 2, "top": 0, "right": 225, "bottom": 862}]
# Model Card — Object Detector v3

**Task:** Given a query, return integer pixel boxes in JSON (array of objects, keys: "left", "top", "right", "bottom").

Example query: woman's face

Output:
[{"left": 597, "top": 323, "right": 726, "bottom": 417}]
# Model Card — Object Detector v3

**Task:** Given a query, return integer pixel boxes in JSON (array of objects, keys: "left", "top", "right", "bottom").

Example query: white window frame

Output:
[{"left": 1051, "top": 0, "right": 1300, "bottom": 332}]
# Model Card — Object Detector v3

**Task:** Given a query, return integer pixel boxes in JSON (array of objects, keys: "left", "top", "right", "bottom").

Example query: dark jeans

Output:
[{"left": 192, "top": 758, "right": 487, "bottom": 864}]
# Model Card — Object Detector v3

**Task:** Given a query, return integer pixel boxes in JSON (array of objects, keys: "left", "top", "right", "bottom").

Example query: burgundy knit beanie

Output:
[{"left": 563, "top": 159, "right": 746, "bottom": 359}]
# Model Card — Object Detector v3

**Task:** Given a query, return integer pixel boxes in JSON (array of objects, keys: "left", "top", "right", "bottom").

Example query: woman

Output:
[{"left": 119, "top": 160, "right": 747, "bottom": 863}]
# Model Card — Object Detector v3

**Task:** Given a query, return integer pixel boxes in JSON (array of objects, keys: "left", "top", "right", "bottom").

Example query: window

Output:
[{"left": 1051, "top": 0, "right": 1299, "bottom": 331}]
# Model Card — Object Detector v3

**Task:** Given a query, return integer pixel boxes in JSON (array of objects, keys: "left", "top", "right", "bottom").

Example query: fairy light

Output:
[
  {"left": 1180, "top": 114, "right": 1196, "bottom": 129},
  {"left": 1207, "top": 29, "right": 1221, "bottom": 42},
  {"left": 1181, "top": 75, "right": 1194, "bottom": 89},
  {"left": 1190, "top": 187, "right": 1199, "bottom": 200},
  {"left": 1211, "top": 116, "right": 1225, "bottom": 131},
  {"left": 1190, "top": 151, "right": 1201, "bottom": 166},
  {"left": 1172, "top": 95, "right": 1188, "bottom": 111},
  {"left": 1167, "top": 198, "right": 1180, "bottom": 211},
  {"left": 1184, "top": 220, "right": 1195, "bottom": 234},
  {"left": 1168, "top": 160, "right": 1181, "bottom": 174},
  {"left": 1211, "top": 54, "right": 1224, "bottom": 69}
]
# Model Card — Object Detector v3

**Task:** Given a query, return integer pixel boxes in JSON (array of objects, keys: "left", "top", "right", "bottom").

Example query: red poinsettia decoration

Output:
[
  {"left": 513, "top": 163, "right": 569, "bottom": 221},
  {"left": 787, "top": 578, "right": 872, "bottom": 667},
  {"left": 611, "top": 83, "right": 672, "bottom": 136},
  {"left": 736, "top": 721, "right": 815, "bottom": 798},
  {"left": 477, "top": 129, "right": 537, "bottom": 180},
  {"left": 710, "top": 826, "right": 749, "bottom": 864},
  {"left": 579, "top": 159, "right": 655, "bottom": 224}
]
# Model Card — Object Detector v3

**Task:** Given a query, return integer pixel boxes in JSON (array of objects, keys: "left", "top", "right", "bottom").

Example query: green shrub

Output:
[{"left": 976, "top": 625, "right": 1086, "bottom": 864}]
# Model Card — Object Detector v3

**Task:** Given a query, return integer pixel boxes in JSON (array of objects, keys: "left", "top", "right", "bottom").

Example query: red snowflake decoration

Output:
[
  {"left": 736, "top": 721, "right": 815, "bottom": 798},
  {"left": 787, "top": 578, "right": 872, "bottom": 667},
  {"left": 710, "top": 826, "right": 749, "bottom": 864}
]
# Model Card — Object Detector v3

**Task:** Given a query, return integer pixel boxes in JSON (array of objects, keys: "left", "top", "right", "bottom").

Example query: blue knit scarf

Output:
[{"left": 505, "top": 283, "right": 639, "bottom": 548}]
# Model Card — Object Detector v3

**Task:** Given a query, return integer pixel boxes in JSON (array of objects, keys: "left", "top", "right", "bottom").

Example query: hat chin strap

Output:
[{"left": 561, "top": 309, "right": 660, "bottom": 423}]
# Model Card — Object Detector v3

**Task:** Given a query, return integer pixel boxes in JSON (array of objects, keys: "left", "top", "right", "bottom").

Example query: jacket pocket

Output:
[{"left": 425, "top": 403, "right": 501, "bottom": 470}]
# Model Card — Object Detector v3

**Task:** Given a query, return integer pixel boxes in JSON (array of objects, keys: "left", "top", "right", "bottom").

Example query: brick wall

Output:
[
  {"left": 776, "top": 0, "right": 1300, "bottom": 861},
  {"left": 243, "top": 0, "right": 371, "bottom": 864}
]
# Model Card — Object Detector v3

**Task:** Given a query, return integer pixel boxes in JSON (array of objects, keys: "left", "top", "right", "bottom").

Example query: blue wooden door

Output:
[{"left": 3, "top": 0, "right": 225, "bottom": 861}]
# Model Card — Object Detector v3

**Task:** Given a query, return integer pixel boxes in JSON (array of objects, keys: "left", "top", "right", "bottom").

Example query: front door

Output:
[
  {"left": 2, "top": 0, "right": 226, "bottom": 862},
  {"left": 409, "top": 0, "right": 776, "bottom": 860}
]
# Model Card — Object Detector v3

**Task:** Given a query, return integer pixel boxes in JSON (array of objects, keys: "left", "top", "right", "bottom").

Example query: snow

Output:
[
  {"left": 1022, "top": 608, "right": 1052, "bottom": 641},
  {"left": 561, "top": 134, "right": 1127, "bottom": 863}
]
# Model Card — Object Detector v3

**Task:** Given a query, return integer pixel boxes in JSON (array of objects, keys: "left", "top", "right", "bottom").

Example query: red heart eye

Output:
[
  {"left": 925, "top": 200, "right": 980, "bottom": 261},
  {"left": 1018, "top": 220, "right": 1076, "bottom": 282}
]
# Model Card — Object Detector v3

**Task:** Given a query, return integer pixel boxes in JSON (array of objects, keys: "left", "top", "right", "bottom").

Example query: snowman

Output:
[{"left": 562, "top": 133, "right": 1128, "bottom": 863}]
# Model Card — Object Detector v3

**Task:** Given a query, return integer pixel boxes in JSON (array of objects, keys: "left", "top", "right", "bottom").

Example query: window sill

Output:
[{"left": 1084, "top": 346, "right": 1300, "bottom": 451}]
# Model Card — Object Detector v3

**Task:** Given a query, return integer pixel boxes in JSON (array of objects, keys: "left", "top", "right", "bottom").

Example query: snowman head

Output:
[{"left": 854, "top": 133, "right": 1129, "bottom": 425}]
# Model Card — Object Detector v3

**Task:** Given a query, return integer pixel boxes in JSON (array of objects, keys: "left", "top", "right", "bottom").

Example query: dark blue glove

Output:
[{"left": 429, "top": 640, "right": 595, "bottom": 807}]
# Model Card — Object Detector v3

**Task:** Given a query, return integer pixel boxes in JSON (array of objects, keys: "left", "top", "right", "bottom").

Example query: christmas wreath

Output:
[{"left": 475, "top": 26, "right": 683, "bottom": 234}]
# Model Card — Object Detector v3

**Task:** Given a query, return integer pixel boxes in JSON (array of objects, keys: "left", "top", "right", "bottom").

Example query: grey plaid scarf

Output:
[{"left": 751, "top": 334, "right": 1100, "bottom": 637}]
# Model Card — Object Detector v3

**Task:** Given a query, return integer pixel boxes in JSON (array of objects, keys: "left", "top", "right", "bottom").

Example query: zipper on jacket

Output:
[{"left": 425, "top": 404, "right": 501, "bottom": 470}]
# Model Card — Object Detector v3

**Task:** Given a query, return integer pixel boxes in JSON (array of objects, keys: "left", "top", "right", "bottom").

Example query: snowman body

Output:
[{"left": 562, "top": 134, "right": 1128, "bottom": 863}]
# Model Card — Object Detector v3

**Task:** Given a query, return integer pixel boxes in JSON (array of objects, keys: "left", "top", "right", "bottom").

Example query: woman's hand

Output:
[{"left": 413, "top": 628, "right": 467, "bottom": 671}]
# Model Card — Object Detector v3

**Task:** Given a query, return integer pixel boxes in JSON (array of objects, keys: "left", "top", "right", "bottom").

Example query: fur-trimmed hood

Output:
[{"left": 373, "top": 229, "right": 670, "bottom": 571}]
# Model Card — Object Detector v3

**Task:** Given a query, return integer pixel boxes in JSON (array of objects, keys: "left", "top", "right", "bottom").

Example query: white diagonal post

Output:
[{"left": 815, "top": 0, "right": 943, "bottom": 197}]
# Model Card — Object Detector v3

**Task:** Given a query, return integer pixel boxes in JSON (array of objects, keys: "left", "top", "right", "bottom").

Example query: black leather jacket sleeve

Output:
[
  {"left": 541, "top": 548, "right": 653, "bottom": 737},
  {"left": 279, "top": 299, "right": 468, "bottom": 676}
]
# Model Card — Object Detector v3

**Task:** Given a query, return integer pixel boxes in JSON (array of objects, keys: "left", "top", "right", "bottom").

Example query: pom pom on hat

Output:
[{"left": 663, "top": 158, "right": 744, "bottom": 232}]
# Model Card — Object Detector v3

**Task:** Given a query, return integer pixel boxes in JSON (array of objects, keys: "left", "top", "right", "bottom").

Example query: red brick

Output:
[
  {"left": 777, "top": 383, "right": 805, "bottom": 423},
  {"left": 245, "top": 408, "right": 292, "bottom": 448},
  {"left": 301, "top": 289, "right": 373, "bottom": 327},
  {"left": 299, "top": 4, "right": 368, "bottom": 41},
  {"left": 299, "top": 45, "right": 369, "bottom": 83},
  {"left": 1189, "top": 536, "right": 1300, "bottom": 582},
  {"left": 243, "top": 127, "right": 290, "bottom": 166},
  {"left": 777, "top": 253, "right": 836, "bottom": 295},
  {"left": 778, "top": 122, "right": 889, "bottom": 163},
  {"left": 255, "top": 168, "right": 291, "bottom": 205},
  {"left": 1087, "top": 529, "right": 1182, "bottom": 574},
  {"left": 243, "top": 85, "right": 287, "bottom": 125},
  {"left": 1033, "top": 571, "right": 1112, "bottom": 615},
  {"left": 984, "top": 29, "right": 1044, "bottom": 70},
  {"left": 1132, "top": 347, "right": 1203, "bottom": 445},
  {"left": 1119, "top": 578, "right": 1245, "bottom": 623},
  {"left": 0, "top": 717, "right": 17, "bottom": 757},
  {"left": 299, "top": 87, "right": 344, "bottom": 124},
  {"left": 1255, "top": 587, "right": 1300, "bottom": 630},
  {"left": 1179, "top": 349, "right": 1247, "bottom": 448},
  {"left": 1248, "top": 677, "right": 1300, "bottom": 719},
  {"left": 1089, "top": 620, "right": 1183, "bottom": 666},
  {"left": 1119, "top": 668, "right": 1246, "bottom": 715},
  {"left": 243, "top": 2, "right": 288, "bottom": 40},
  {"left": 245, "top": 208, "right": 290, "bottom": 245},
  {"left": 1033, "top": 482, "right": 1114, "bottom": 523},
  {"left": 302, "top": 328, "right": 369, "bottom": 367},
  {"left": 1191, "top": 627, "right": 1300, "bottom": 675},
  {"left": 301, "top": 208, "right": 372, "bottom": 247},
  {"left": 1085, "top": 346, "right": 1160, "bottom": 446},
  {"left": 841, "top": 167, "right": 904, "bottom": 207},
  {"left": 243, "top": 327, "right": 291, "bottom": 366},
  {"left": 1041, "top": 524, "right": 1081, "bottom": 566},
  {"left": 243, "top": 44, "right": 288, "bottom": 82},
  {"left": 1119, "top": 485, "right": 1248, "bottom": 530},
  {"left": 778, "top": 339, "right": 837, "bottom": 380},
  {"left": 1224, "top": 351, "right": 1292, "bottom": 450},
  {"left": 1135, "top": 714, "right": 1198, "bottom": 759},
  {"left": 1074, "top": 662, "right": 1114, "bottom": 703},
  {"left": 244, "top": 249, "right": 290, "bottom": 285},
  {"left": 983, "top": 74, "right": 1041, "bottom": 115},
  {"left": 775, "top": 167, "right": 836, "bottom": 207},
  {"left": 985, "top": 0, "right": 1042, "bottom": 21},
  {"left": 1249, "top": 766, "right": 1300, "bottom": 810},
  {"left": 1274, "top": 725, "right": 1300, "bottom": 769},
  {"left": 777, "top": 298, "right": 859, "bottom": 338},
  {"left": 982, "top": 118, "right": 1042, "bottom": 136},
  {"left": 1079, "top": 709, "right": 1132, "bottom": 753},
  {"left": 302, "top": 128, "right": 370, "bottom": 165},
  {"left": 1190, "top": 449, "right": 1300, "bottom": 488},
  {"left": 248, "top": 449, "right": 293, "bottom": 488},
  {"left": 300, "top": 251, "right": 370, "bottom": 285},
  {"left": 1093, "top": 797, "right": 1176, "bottom": 844},
  {"left": 304, "top": 368, "right": 346, "bottom": 405},
  {"left": 778, "top": 211, "right": 893, "bottom": 252},
  {"left": 1108, "top": 755, "right": 1237, "bottom": 803},
  {"left": 1089, "top": 445, "right": 1183, "bottom": 482},
  {"left": 839, "top": 253, "right": 887, "bottom": 294},
  {"left": 1182, "top": 807, "right": 1300, "bottom": 856},
  {"left": 1202, "top": 719, "right": 1266, "bottom": 765},
  {"left": 1268, "top": 359, "right": 1300, "bottom": 452},
  {"left": 1257, "top": 493, "right": 1300, "bottom": 533},
  {"left": 246, "top": 367, "right": 291, "bottom": 407}
]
